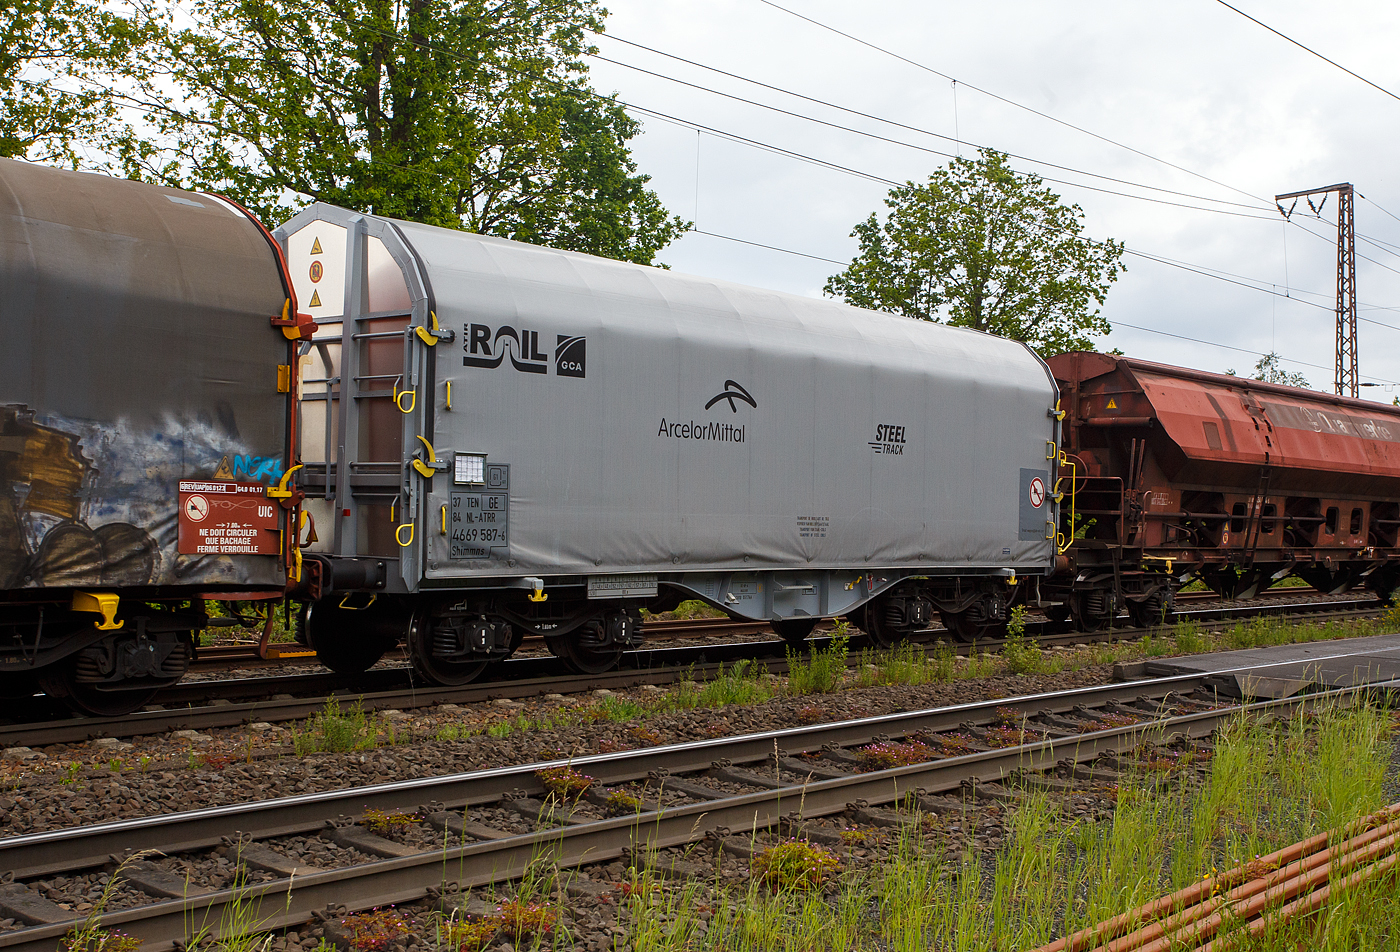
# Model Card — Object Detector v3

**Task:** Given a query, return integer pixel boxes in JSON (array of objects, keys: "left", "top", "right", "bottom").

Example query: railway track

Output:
[
  {"left": 0, "top": 594, "right": 1386, "bottom": 748},
  {"left": 1, "top": 660, "right": 1396, "bottom": 952},
  {"left": 187, "top": 617, "right": 779, "bottom": 673},
  {"left": 185, "top": 591, "right": 1321, "bottom": 673}
]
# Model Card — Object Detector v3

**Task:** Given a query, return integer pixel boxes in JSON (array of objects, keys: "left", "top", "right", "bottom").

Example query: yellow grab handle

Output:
[
  {"left": 440, "top": 504, "right": 448, "bottom": 535},
  {"left": 396, "top": 522, "right": 415, "bottom": 547},
  {"left": 411, "top": 435, "right": 439, "bottom": 478},
  {"left": 266, "top": 463, "right": 303, "bottom": 499},
  {"left": 414, "top": 310, "right": 444, "bottom": 347}
]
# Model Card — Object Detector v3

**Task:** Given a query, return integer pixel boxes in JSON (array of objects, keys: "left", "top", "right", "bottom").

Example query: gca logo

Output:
[{"left": 463, "top": 324, "right": 585, "bottom": 378}]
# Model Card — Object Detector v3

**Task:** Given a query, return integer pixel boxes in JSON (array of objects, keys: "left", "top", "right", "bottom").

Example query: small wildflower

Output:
[
  {"left": 535, "top": 765, "right": 594, "bottom": 800},
  {"left": 602, "top": 788, "right": 644, "bottom": 816},
  {"left": 751, "top": 839, "right": 840, "bottom": 891},
  {"left": 855, "top": 740, "right": 937, "bottom": 771},
  {"left": 498, "top": 899, "right": 556, "bottom": 939}
]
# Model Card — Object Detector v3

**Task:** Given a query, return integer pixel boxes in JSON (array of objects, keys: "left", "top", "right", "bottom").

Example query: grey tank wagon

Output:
[{"left": 277, "top": 204, "right": 1061, "bottom": 683}]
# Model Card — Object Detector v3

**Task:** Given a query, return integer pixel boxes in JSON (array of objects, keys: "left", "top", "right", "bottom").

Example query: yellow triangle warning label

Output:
[
  {"left": 1106, "top": 397, "right": 1118, "bottom": 409},
  {"left": 213, "top": 455, "right": 234, "bottom": 479},
  {"left": 310, "top": 237, "right": 323, "bottom": 255},
  {"left": 308, "top": 290, "right": 322, "bottom": 307}
]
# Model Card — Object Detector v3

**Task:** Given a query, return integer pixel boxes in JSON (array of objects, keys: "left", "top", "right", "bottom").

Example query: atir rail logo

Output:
[{"left": 463, "top": 323, "right": 585, "bottom": 378}]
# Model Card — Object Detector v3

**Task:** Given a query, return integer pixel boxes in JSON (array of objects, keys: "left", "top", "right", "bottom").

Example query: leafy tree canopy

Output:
[
  {"left": 3, "top": 0, "right": 687, "bottom": 265},
  {"left": 824, "top": 148, "right": 1125, "bottom": 355},
  {"left": 1226, "top": 352, "right": 1310, "bottom": 389},
  {"left": 0, "top": 0, "right": 144, "bottom": 164}
]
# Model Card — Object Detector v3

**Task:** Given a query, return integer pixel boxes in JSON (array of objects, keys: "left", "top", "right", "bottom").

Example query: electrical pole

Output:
[{"left": 1275, "top": 182, "right": 1358, "bottom": 398}]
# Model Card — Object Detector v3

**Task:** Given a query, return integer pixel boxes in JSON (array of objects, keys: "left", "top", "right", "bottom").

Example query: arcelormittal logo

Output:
[{"left": 705, "top": 380, "right": 756, "bottom": 412}]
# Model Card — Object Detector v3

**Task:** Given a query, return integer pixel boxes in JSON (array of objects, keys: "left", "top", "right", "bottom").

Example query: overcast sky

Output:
[{"left": 583, "top": 0, "right": 1400, "bottom": 400}]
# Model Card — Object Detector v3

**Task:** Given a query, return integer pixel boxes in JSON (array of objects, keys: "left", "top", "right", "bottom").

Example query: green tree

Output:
[
  {"left": 824, "top": 148, "right": 1125, "bottom": 355},
  {"left": 0, "top": 0, "right": 144, "bottom": 164},
  {"left": 7, "top": 0, "right": 686, "bottom": 265},
  {"left": 1233, "top": 352, "right": 1309, "bottom": 388}
]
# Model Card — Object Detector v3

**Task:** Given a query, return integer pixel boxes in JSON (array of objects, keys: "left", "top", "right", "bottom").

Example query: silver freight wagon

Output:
[{"left": 278, "top": 205, "right": 1060, "bottom": 683}]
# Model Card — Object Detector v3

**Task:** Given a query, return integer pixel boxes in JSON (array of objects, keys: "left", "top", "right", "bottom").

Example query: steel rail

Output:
[
  {"left": 3, "top": 676, "right": 1396, "bottom": 952},
  {"left": 12, "top": 633, "right": 1400, "bottom": 881},
  {"left": 0, "top": 596, "right": 1384, "bottom": 747},
  {"left": 181, "top": 587, "right": 1347, "bottom": 671},
  {"left": 0, "top": 674, "right": 1212, "bottom": 879}
]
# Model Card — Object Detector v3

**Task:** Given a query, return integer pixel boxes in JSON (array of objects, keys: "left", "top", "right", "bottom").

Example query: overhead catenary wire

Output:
[
  {"left": 148, "top": 0, "right": 1400, "bottom": 279},
  {"left": 745, "top": 0, "right": 1400, "bottom": 263},
  {"left": 751, "top": 0, "right": 1275, "bottom": 209},
  {"left": 688, "top": 227, "right": 1382, "bottom": 383},
  {"left": 29, "top": 67, "right": 1400, "bottom": 337},
  {"left": 34, "top": 6, "right": 1400, "bottom": 383},
  {"left": 593, "top": 33, "right": 1272, "bottom": 215},
  {"left": 1214, "top": 0, "right": 1400, "bottom": 104},
  {"left": 593, "top": 52, "right": 1279, "bottom": 220}
]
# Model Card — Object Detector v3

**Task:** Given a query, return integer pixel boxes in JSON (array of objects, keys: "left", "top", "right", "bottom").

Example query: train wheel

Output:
[
  {"left": 306, "top": 603, "right": 394, "bottom": 674},
  {"left": 1127, "top": 596, "right": 1174, "bottom": 629},
  {"left": 864, "top": 604, "right": 908, "bottom": 649},
  {"left": 1070, "top": 593, "right": 1109, "bottom": 632},
  {"left": 1044, "top": 604, "right": 1072, "bottom": 625},
  {"left": 943, "top": 610, "right": 1005, "bottom": 643},
  {"left": 545, "top": 633, "right": 623, "bottom": 675},
  {"left": 938, "top": 611, "right": 972, "bottom": 643},
  {"left": 772, "top": 618, "right": 817, "bottom": 648},
  {"left": 406, "top": 613, "right": 489, "bottom": 687},
  {"left": 36, "top": 660, "right": 158, "bottom": 717}
]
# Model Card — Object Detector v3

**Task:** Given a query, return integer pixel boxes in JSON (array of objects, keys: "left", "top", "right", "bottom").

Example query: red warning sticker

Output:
[
  {"left": 178, "top": 481, "right": 281, "bottom": 555},
  {"left": 1029, "top": 476, "right": 1046, "bottom": 509}
]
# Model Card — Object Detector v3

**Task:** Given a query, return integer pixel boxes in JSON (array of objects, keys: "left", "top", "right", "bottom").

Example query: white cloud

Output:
[{"left": 589, "top": 0, "right": 1400, "bottom": 397}]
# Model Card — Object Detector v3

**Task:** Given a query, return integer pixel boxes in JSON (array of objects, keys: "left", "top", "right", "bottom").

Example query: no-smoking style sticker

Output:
[
  {"left": 184, "top": 494, "right": 211, "bottom": 522},
  {"left": 1028, "top": 476, "right": 1047, "bottom": 509},
  {"left": 177, "top": 480, "right": 281, "bottom": 555}
]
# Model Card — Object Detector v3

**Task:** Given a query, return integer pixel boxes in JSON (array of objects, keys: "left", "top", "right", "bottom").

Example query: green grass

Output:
[
  {"left": 785, "top": 631, "right": 850, "bottom": 696},
  {"left": 1139, "top": 615, "right": 1389, "bottom": 661},
  {"left": 424, "top": 614, "right": 1392, "bottom": 751},
  {"left": 290, "top": 697, "right": 393, "bottom": 754},
  {"left": 617, "top": 702, "right": 1399, "bottom": 950},
  {"left": 853, "top": 641, "right": 955, "bottom": 688}
]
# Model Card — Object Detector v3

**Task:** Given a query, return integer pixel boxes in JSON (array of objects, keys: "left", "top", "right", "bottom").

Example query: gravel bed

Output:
[
  {"left": 468, "top": 805, "right": 547, "bottom": 837},
  {"left": 362, "top": 817, "right": 452, "bottom": 853},
  {"left": 156, "top": 851, "right": 282, "bottom": 890},
  {"left": 30, "top": 871, "right": 152, "bottom": 918},
  {"left": 623, "top": 779, "right": 704, "bottom": 808},
  {"left": 269, "top": 833, "right": 380, "bottom": 868},
  {"left": 691, "top": 775, "right": 768, "bottom": 797},
  {"left": 0, "top": 665, "right": 1119, "bottom": 836}
]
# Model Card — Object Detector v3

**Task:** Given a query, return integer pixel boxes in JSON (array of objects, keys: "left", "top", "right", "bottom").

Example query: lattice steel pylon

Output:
[{"left": 1275, "top": 182, "right": 1358, "bottom": 397}]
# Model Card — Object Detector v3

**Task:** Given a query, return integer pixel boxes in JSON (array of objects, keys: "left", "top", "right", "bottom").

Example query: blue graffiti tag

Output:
[{"left": 232, "top": 454, "right": 285, "bottom": 483}]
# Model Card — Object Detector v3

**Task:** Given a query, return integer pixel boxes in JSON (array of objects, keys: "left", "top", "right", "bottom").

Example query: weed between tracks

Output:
[
  {"left": 291, "top": 698, "right": 398, "bottom": 755},
  {"left": 412, "top": 615, "right": 1394, "bottom": 757},
  {"left": 616, "top": 702, "right": 1400, "bottom": 951}
]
